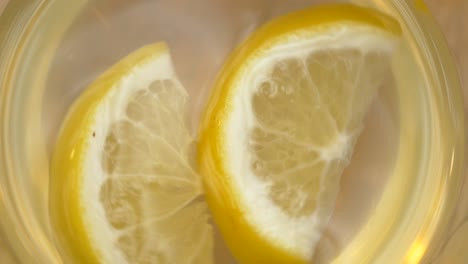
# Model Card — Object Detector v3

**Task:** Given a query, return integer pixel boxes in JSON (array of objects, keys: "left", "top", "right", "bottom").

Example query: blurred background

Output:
[{"left": 0, "top": 0, "right": 466, "bottom": 263}]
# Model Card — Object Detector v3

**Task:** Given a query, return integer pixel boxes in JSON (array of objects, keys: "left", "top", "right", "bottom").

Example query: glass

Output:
[{"left": 0, "top": 0, "right": 465, "bottom": 263}]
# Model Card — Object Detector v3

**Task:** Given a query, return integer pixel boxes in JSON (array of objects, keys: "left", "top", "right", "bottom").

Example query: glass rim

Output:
[{"left": 0, "top": 0, "right": 465, "bottom": 263}]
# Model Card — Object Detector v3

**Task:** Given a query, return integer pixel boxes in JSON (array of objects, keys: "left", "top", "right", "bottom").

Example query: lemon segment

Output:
[
  {"left": 198, "top": 4, "right": 400, "bottom": 264},
  {"left": 50, "top": 43, "right": 213, "bottom": 264}
]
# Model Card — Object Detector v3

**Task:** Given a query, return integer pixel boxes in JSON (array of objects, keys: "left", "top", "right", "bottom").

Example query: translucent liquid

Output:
[{"left": 43, "top": 0, "right": 400, "bottom": 263}]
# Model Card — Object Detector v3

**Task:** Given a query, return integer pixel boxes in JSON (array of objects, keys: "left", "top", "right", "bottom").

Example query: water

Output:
[{"left": 43, "top": 0, "right": 401, "bottom": 263}]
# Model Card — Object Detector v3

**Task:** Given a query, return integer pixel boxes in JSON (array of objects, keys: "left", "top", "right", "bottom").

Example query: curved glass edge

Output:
[
  {"left": 0, "top": 0, "right": 465, "bottom": 263},
  {"left": 339, "top": 0, "right": 466, "bottom": 263},
  {"left": 0, "top": 4, "right": 19, "bottom": 264},
  {"left": 0, "top": 1, "right": 48, "bottom": 263},
  {"left": 409, "top": 2, "right": 468, "bottom": 264},
  {"left": 393, "top": 0, "right": 466, "bottom": 263},
  {"left": 0, "top": 0, "right": 87, "bottom": 263}
]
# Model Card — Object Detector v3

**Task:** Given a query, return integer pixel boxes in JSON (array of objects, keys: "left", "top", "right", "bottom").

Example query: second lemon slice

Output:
[{"left": 198, "top": 4, "right": 400, "bottom": 264}]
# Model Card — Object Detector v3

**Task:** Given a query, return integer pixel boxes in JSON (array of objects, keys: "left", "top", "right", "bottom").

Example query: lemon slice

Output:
[
  {"left": 50, "top": 43, "right": 213, "bottom": 264},
  {"left": 198, "top": 4, "right": 400, "bottom": 264}
]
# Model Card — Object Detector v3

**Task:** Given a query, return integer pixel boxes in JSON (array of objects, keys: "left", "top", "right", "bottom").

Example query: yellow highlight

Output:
[
  {"left": 405, "top": 240, "right": 427, "bottom": 264},
  {"left": 69, "top": 149, "right": 75, "bottom": 160}
]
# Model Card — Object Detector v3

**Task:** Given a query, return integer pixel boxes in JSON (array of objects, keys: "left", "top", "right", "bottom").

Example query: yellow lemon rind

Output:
[{"left": 50, "top": 42, "right": 169, "bottom": 263}]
